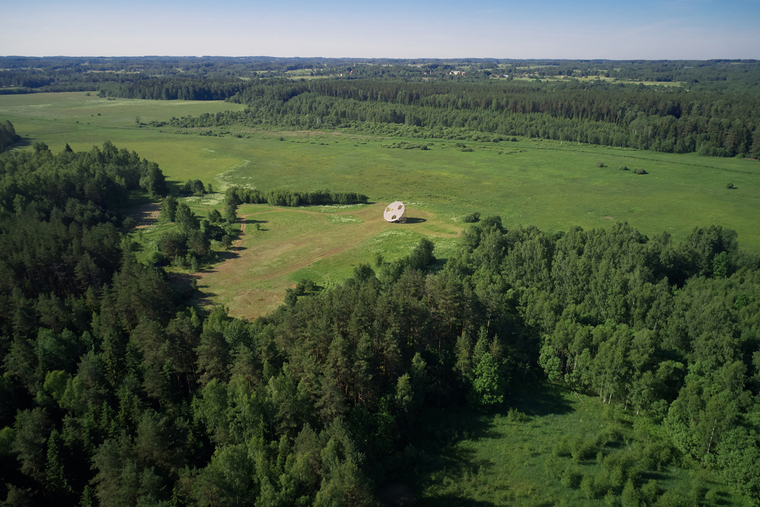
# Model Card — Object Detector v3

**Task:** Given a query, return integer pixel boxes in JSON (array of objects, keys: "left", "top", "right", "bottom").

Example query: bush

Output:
[
  {"left": 463, "top": 212, "right": 481, "bottom": 223},
  {"left": 506, "top": 408, "right": 529, "bottom": 423},
  {"left": 597, "top": 161, "right": 605, "bottom": 167},
  {"left": 633, "top": 168, "right": 648, "bottom": 175},
  {"left": 544, "top": 456, "right": 564, "bottom": 479},
  {"left": 553, "top": 435, "right": 573, "bottom": 457},
  {"left": 619, "top": 165, "right": 629, "bottom": 171},
  {"left": 726, "top": 182, "right": 735, "bottom": 189},
  {"left": 561, "top": 466, "right": 583, "bottom": 489},
  {"left": 597, "top": 424, "right": 624, "bottom": 447},
  {"left": 572, "top": 437, "right": 597, "bottom": 462},
  {"left": 581, "top": 474, "right": 599, "bottom": 499}
]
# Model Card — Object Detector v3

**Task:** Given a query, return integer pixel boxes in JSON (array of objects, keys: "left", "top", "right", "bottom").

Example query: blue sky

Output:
[{"left": 2, "top": 0, "right": 758, "bottom": 59}]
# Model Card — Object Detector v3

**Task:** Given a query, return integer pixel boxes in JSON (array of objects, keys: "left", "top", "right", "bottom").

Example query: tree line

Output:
[
  {"left": 224, "top": 185, "right": 369, "bottom": 207},
  {"left": 159, "top": 78, "right": 760, "bottom": 158}
]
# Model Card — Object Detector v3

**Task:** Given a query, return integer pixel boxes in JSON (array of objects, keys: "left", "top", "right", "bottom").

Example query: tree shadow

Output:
[
  {"left": 13, "top": 137, "right": 33, "bottom": 149},
  {"left": 506, "top": 383, "right": 574, "bottom": 417},
  {"left": 191, "top": 286, "right": 219, "bottom": 308},
  {"left": 404, "top": 217, "right": 426, "bottom": 224},
  {"left": 167, "top": 272, "right": 201, "bottom": 301},
  {"left": 382, "top": 383, "right": 574, "bottom": 506},
  {"left": 201, "top": 250, "right": 242, "bottom": 269}
]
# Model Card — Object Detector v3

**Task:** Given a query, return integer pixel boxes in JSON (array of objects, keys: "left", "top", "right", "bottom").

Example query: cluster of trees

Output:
[
  {"left": 0, "top": 121, "right": 19, "bottom": 152},
  {"left": 98, "top": 79, "right": 248, "bottom": 101},
  {"left": 152, "top": 196, "right": 236, "bottom": 268},
  {"left": 224, "top": 185, "right": 369, "bottom": 207}
]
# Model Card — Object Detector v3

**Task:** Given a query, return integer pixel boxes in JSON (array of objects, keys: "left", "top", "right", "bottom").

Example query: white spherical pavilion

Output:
[{"left": 383, "top": 201, "right": 407, "bottom": 223}]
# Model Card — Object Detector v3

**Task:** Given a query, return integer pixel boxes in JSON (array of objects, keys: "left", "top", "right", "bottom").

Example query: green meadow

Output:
[{"left": 408, "top": 385, "right": 743, "bottom": 506}]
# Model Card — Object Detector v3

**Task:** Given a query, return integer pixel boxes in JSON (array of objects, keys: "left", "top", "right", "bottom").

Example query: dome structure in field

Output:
[{"left": 383, "top": 201, "right": 406, "bottom": 223}]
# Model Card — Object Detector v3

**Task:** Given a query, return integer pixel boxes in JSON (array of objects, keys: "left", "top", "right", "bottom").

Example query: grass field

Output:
[
  {"left": 2, "top": 92, "right": 759, "bottom": 318},
  {"left": 403, "top": 384, "right": 743, "bottom": 506}
]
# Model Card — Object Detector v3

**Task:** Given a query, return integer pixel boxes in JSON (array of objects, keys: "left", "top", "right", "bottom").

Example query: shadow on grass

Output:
[
  {"left": 217, "top": 249, "right": 243, "bottom": 259},
  {"left": 404, "top": 217, "right": 427, "bottom": 224},
  {"left": 381, "top": 383, "right": 574, "bottom": 507},
  {"left": 507, "top": 383, "right": 574, "bottom": 418}
]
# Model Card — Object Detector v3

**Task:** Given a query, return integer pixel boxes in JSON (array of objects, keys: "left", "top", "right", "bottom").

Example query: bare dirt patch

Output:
[
  {"left": 130, "top": 202, "right": 161, "bottom": 229},
  {"left": 602, "top": 215, "right": 615, "bottom": 220}
]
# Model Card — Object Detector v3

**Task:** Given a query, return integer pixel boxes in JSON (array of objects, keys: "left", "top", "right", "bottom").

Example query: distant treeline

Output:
[
  {"left": 225, "top": 185, "right": 369, "bottom": 207},
  {"left": 97, "top": 78, "right": 248, "bottom": 101},
  {"left": 4, "top": 57, "right": 760, "bottom": 93},
  {"left": 161, "top": 78, "right": 760, "bottom": 157}
]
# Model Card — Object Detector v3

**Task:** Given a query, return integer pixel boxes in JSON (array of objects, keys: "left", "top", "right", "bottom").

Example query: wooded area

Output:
[{"left": 0, "top": 139, "right": 759, "bottom": 505}]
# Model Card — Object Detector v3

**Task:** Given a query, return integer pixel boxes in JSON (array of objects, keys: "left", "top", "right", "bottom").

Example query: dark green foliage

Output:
[
  {"left": 160, "top": 195, "right": 178, "bottom": 221},
  {"left": 224, "top": 199, "right": 237, "bottom": 223},
  {"left": 0, "top": 120, "right": 20, "bottom": 152},
  {"left": 182, "top": 179, "right": 206, "bottom": 195},
  {"left": 225, "top": 185, "right": 369, "bottom": 207},
  {"left": 633, "top": 168, "right": 648, "bottom": 174}
]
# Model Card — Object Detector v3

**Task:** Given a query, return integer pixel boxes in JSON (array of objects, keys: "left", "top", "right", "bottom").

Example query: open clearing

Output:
[
  {"left": 410, "top": 384, "right": 742, "bottom": 506},
  {"left": 3, "top": 92, "right": 759, "bottom": 318},
  {"left": 195, "top": 202, "right": 459, "bottom": 319}
]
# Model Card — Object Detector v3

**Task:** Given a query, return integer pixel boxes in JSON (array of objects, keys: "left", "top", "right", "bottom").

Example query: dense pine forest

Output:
[{"left": 1, "top": 138, "right": 760, "bottom": 505}]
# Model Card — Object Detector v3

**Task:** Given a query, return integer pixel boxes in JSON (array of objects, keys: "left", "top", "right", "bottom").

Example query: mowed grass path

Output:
[{"left": 3, "top": 92, "right": 760, "bottom": 317}]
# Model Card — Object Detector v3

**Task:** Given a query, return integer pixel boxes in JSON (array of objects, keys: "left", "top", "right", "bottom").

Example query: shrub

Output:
[
  {"left": 597, "top": 161, "right": 605, "bottom": 167},
  {"left": 553, "top": 434, "right": 573, "bottom": 457},
  {"left": 619, "top": 165, "right": 629, "bottom": 171},
  {"left": 544, "top": 456, "right": 564, "bottom": 479},
  {"left": 597, "top": 424, "right": 624, "bottom": 447},
  {"left": 726, "top": 182, "right": 735, "bottom": 189},
  {"left": 572, "top": 437, "right": 597, "bottom": 462},
  {"left": 463, "top": 212, "right": 481, "bottom": 223},
  {"left": 507, "top": 408, "right": 529, "bottom": 423},
  {"left": 560, "top": 466, "right": 583, "bottom": 489},
  {"left": 581, "top": 474, "right": 599, "bottom": 499},
  {"left": 633, "top": 168, "right": 648, "bottom": 175}
]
